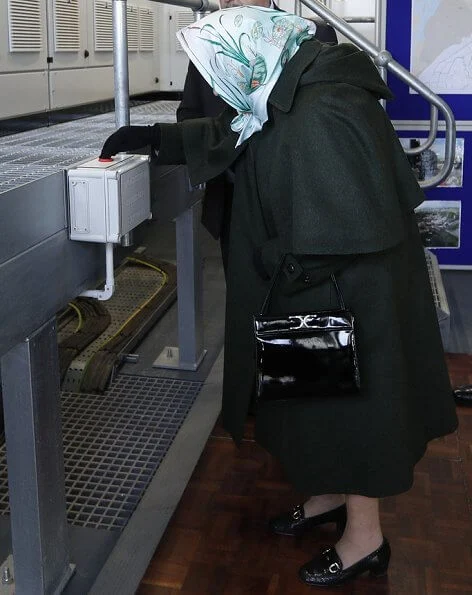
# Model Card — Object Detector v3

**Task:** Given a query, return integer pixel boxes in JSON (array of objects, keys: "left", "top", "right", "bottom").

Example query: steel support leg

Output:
[
  {"left": 153, "top": 202, "right": 207, "bottom": 371},
  {"left": 0, "top": 319, "right": 74, "bottom": 595}
]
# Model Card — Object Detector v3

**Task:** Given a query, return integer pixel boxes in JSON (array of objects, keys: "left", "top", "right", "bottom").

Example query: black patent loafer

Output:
[
  {"left": 454, "top": 385, "right": 472, "bottom": 406},
  {"left": 269, "top": 503, "right": 347, "bottom": 537},
  {"left": 299, "top": 538, "right": 391, "bottom": 587}
]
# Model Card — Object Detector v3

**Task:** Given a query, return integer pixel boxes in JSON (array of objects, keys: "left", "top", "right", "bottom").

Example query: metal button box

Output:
[{"left": 68, "top": 154, "right": 151, "bottom": 243}]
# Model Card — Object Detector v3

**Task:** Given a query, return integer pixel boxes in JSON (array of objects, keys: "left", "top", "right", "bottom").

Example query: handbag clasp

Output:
[{"left": 292, "top": 315, "right": 315, "bottom": 329}]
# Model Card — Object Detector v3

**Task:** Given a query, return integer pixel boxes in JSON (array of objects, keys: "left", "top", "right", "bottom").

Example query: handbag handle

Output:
[{"left": 259, "top": 255, "right": 346, "bottom": 315}]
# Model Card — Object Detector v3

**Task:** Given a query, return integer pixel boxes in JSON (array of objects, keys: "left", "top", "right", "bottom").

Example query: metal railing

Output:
[
  {"left": 344, "top": 16, "right": 374, "bottom": 23},
  {"left": 111, "top": 0, "right": 218, "bottom": 129},
  {"left": 111, "top": 0, "right": 456, "bottom": 189},
  {"left": 300, "top": 0, "right": 455, "bottom": 189}
]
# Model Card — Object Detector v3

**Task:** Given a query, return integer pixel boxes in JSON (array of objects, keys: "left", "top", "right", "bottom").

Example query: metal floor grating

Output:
[
  {"left": 0, "top": 163, "right": 57, "bottom": 190},
  {"left": 0, "top": 100, "right": 179, "bottom": 193},
  {"left": 0, "top": 146, "right": 98, "bottom": 168},
  {"left": 0, "top": 374, "right": 202, "bottom": 530},
  {"left": 130, "top": 101, "right": 180, "bottom": 115}
]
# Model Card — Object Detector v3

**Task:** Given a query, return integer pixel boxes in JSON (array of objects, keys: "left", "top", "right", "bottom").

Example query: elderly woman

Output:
[{"left": 101, "top": 7, "right": 458, "bottom": 587}]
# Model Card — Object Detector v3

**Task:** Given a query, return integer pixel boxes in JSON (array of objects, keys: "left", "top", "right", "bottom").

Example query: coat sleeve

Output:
[
  {"left": 155, "top": 109, "right": 246, "bottom": 185},
  {"left": 156, "top": 107, "right": 246, "bottom": 186}
]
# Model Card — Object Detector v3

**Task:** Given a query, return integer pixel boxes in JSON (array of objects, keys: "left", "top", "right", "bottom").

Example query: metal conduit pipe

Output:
[
  {"left": 80, "top": 243, "right": 116, "bottom": 301},
  {"left": 113, "top": 0, "right": 130, "bottom": 129},
  {"left": 300, "top": 0, "right": 456, "bottom": 189}
]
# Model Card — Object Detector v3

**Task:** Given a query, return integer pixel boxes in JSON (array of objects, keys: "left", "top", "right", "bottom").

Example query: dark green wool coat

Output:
[{"left": 157, "top": 39, "right": 458, "bottom": 497}]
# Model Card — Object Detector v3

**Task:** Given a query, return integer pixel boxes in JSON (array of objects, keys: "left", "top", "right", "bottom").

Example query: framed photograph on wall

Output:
[
  {"left": 415, "top": 200, "right": 461, "bottom": 249},
  {"left": 399, "top": 138, "right": 465, "bottom": 188}
]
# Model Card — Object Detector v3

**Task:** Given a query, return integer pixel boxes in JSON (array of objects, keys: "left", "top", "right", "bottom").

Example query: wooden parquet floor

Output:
[{"left": 137, "top": 354, "right": 472, "bottom": 595}]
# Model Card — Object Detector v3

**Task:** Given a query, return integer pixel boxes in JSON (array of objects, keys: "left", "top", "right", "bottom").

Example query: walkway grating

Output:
[{"left": 0, "top": 374, "right": 202, "bottom": 530}]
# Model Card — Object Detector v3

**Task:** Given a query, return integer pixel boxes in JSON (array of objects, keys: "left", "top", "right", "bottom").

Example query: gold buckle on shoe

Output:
[{"left": 292, "top": 505, "right": 303, "bottom": 521}]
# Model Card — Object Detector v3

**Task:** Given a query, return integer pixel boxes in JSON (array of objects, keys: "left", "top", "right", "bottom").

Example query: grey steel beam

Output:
[
  {"left": 152, "top": 169, "right": 207, "bottom": 371},
  {"left": 0, "top": 172, "right": 66, "bottom": 267},
  {"left": 1, "top": 319, "right": 74, "bottom": 594},
  {"left": 175, "top": 202, "right": 206, "bottom": 370},
  {"left": 0, "top": 228, "right": 103, "bottom": 359}
]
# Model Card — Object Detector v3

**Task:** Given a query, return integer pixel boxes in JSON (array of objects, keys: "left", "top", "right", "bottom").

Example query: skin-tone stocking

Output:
[
  {"left": 303, "top": 494, "right": 346, "bottom": 517},
  {"left": 304, "top": 494, "right": 383, "bottom": 569},
  {"left": 336, "top": 495, "right": 383, "bottom": 568}
]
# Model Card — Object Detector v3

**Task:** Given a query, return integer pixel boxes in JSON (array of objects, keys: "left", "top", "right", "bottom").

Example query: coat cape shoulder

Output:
[{"left": 158, "top": 39, "right": 425, "bottom": 256}]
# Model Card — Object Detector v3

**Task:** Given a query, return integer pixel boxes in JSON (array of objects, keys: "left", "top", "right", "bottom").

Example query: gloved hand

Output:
[{"left": 99, "top": 124, "right": 161, "bottom": 159}]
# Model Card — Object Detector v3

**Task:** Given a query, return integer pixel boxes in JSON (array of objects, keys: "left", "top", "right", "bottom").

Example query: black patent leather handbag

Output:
[{"left": 254, "top": 257, "right": 361, "bottom": 403}]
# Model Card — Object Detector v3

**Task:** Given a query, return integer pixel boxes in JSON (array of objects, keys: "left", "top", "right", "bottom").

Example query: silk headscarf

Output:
[{"left": 176, "top": 6, "right": 317, "bottom": 146}]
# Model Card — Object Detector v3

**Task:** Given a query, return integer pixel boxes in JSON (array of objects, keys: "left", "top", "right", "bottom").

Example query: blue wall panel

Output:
[
  {"left": 396, "top": 131, "right": 471, "bottom": 266},
  {"left": 385, "top": 0, "right": 471, "bottom": 266},
  {"left": 385, "top": 0, "right": 472, "bottom": 122}
]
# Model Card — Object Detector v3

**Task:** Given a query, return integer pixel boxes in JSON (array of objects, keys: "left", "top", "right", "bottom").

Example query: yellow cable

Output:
[
  {"left": 67, "top": 301, "right": 84, "bottom": 333},
  {"left": 126, "top": 256, "right": 169, "bottom": 284}
]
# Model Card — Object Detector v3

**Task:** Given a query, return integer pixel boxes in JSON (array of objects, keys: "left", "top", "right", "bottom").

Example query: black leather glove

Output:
[{"left": 99, "top": 124, "right": 161, "bottom": 159}]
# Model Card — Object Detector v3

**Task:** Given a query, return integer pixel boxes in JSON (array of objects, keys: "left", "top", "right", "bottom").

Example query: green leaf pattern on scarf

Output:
[
  {"left": 247, "top": 54, "right": 267, "bottom": 94},
  {"left": 177, "top": 7, "right": 316, "bottom": 145},
  {"left": 251, "top": 21, "right": 263, "bottom": 39},
  {"left": 196, "top": 12, "right": 311, "bottom": 98}
]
